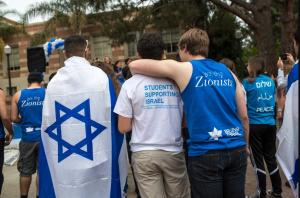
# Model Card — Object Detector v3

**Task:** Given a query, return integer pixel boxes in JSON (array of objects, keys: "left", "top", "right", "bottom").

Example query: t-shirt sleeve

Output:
[{"left": 113, "top": 84, "right": 133, "bottom": 118}]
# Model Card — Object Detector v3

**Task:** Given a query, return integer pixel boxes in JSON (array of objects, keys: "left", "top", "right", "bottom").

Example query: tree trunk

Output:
[
  {"left": 280, "top": 0, "right": 296, "bottom": 56},
  {"left": 253, "top": 0, "right": 277, "bottom": 76}
]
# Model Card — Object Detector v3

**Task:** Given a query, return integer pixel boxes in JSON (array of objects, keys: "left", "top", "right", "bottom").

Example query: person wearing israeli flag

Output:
[
  {"left": 276, "top": 29, "right": 299, "bottom": 198},
  {"left": 40, "top": 35, "right": 127, "bottom": 198}
]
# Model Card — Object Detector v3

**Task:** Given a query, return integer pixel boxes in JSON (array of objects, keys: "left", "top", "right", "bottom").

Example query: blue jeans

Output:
[{"left": 188, "top": 147, "right": 247, "bottom": 198}]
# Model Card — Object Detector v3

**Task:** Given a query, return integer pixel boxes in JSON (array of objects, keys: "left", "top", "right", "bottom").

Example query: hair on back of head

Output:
[
  {"left": 64, "top": 35, "right": 87, "bottom": 57},
  {"left": 220, "top": 58, "right": 237, "bottom": 75},
  {"left": 92, "top": 60, "right": 121, "bottom": 96},
  {"left": 28, "top": 72, "right": 43, "bottom": 84},
  {"left": 247, "top": 56, "right": 265, "bottom": 83},
  {"left": 178, "top": 28, "right": 209, "bottom": 57},
  {"left": 137, "top": 32, "right": 165, "bottom": 60}
]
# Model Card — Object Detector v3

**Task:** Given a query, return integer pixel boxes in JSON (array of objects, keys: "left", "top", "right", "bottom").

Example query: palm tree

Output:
[
  {"left": 0, "top": 0, "right": 20, "bottom": 62},
  {"left": 24, "top": 0, "right": 108, "bottom": 35}
]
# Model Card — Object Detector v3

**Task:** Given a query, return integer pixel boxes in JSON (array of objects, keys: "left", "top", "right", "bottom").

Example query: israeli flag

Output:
[
  {"left": 276, "top": 63, "right": 298, "bottom": 198},
  {"left": 39, "top": 57, "right": 128, "bottom": 198}
]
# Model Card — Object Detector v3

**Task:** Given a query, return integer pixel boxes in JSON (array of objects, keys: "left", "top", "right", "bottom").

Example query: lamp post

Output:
[{"left": 4, "top": 45, "right": 12, "bottom": 96}]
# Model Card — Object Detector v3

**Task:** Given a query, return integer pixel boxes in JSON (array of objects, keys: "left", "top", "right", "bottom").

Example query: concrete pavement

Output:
[{"left": 1, "top": 159, "right": 294, "bottom": 198}]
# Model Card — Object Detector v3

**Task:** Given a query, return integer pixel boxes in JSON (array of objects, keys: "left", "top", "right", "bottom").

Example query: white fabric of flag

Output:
[
  {"left": 276, "top": 63, "right": 298, "bottom": 198},
  {"left": 39, "top": 56, "right": 128, "bottom": 198}
]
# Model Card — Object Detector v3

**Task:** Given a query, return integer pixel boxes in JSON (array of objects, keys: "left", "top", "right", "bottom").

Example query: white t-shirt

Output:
[{"left": 114, "top": 74, "right": 183, "bottom": 152}]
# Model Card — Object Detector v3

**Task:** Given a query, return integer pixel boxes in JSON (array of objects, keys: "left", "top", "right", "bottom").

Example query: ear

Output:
[{"left": 183, "top": 46, "right": 188, "bottom": 53}]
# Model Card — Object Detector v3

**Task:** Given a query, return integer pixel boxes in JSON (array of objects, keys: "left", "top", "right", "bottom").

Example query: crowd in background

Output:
[{"left": 0, "top": 28, "right": 298, "bottom": 198}]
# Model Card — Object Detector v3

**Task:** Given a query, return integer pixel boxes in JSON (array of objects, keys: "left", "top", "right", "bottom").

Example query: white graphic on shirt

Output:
[
  {"left": 25, "top": 127, "right": 34, "bottom": 133},
  {"left": 224, "top": 127, "right": 242, "bottom": 137},
  {"left": 208, "top": 127, "right": 222, "bottom": 141},
  {"left": 257, "top": 93, "right": 273, "bottom": 102},
  {"left": 256, "top": 81, "right": 272, "bottom": 88}
]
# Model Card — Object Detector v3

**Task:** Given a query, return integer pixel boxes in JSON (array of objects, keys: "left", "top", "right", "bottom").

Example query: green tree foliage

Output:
[
  {"left": 0, "top": 0, "right": 20, "bottom": 62},
  {"left": 93, "top": 0, "right": 247, "bottom": 78},
  {"left": 24, "top": 0, "right": 109, "bottom": 35}
]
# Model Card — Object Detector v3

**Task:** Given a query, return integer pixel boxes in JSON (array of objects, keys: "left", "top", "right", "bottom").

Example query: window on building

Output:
[
  {"left": 9, "top": 47, "right": 20, "bottom": 71},
  {"left": 127, "top": 32, "right": 139, "bottom": 57},
  {"left": 162, "top": 30, "right": 180, "bottom": 53},
  {"left": 92, "top": 37, "right": 112, "bottom": 60}
]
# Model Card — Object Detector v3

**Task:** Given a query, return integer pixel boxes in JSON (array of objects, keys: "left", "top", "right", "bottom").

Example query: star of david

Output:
[{"left": 45, "top": 99, "right": 106, "bottom": 163}]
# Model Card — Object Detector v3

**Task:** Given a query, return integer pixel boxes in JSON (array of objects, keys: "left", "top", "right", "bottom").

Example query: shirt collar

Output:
[{"left": 64, "top": 56, "right": 90, "bottom": 67}]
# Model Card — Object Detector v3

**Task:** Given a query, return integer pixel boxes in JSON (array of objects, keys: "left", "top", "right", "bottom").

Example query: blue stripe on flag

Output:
[
  {"left": 54, "top": 41, "right": 64, "bottom": 50},
  {"left": 47, "top": 42, "right": 53, "bottom": 56},
  {"left": 39, "top": 140, "right": 56, "bottom": 198},
  {"left": 291, "top": 158, "right": 299, "bottom": 189},
  {"left": 109, "top": 77, "right": 124, "bottom": 198},
  {"left": 287, "top": 63, "right": 298, "bottom": 92}
]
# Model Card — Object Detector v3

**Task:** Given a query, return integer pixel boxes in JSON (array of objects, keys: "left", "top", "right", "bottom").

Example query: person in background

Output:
[
  {"left": 122, "top": 58, "right": 133, "bottom": 80},
  {"left": 0, "top": 88, "right": 13, "bottom": 195},
  {"left": 242, "top": 56, "right": 282, "bottom": 198},
  {"left": 220, "top": 58, "right": 247, "bottom": 103},
  {"left": 11, "top": 72, "right": 45, "bottom": 198},
  {"left": 103, "top": 56, "right": 112, "bottom": 65},
  {"left": 113, "top": 60, "right": 125, "bottom": 85},
  {"left": 276, "top": 53, "right": 295, "bottom": 125},
  {"left": 92, "top": 60, "right": 121, "bottom": 96},
  {"left": 220, "top": 58, "right": 237, "bottom": 75}
]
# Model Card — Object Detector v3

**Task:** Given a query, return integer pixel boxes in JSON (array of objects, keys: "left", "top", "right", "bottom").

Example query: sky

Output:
[{"left": 2, "top": 0, "right": 50, "bottom": 23}]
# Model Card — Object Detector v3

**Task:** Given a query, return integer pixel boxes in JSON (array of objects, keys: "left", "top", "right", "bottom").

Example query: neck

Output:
[
  {"left": 187, "top": 55, "right": 206, "bottom": 61},
  {"left": 28, "top": 83, "right": 41, "bottom": 89}
]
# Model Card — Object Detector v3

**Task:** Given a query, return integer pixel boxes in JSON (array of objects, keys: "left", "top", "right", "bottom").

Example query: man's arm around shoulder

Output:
[{"left": 129, "top": 59, "right": 192, "bottom": 92}]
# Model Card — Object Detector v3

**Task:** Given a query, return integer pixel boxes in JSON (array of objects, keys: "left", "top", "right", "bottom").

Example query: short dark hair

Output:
[
  {"left": 178, "top": 28, "right": 209, "bottom": 57},
  {"left": 220, "top": 58, "right": 237, "bottom": 75},
  {"left": 137, "top": 32, "right": 165, "bottom": 60},
  {"left": 64, "top": 35, "right": 87, "bottom": 57},
  {"left": 28, "top": 72, "right": 43, "bottom": 84}
]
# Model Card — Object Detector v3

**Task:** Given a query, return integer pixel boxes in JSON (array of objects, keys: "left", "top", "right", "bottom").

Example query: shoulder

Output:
[
  {"left": 0, "top": 89, "right": 5, "bottom": 99},
  {"left": 12, "top": 90, "right": 21, "bottom": 102}
]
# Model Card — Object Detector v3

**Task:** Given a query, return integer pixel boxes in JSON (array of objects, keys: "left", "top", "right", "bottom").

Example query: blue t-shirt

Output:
[
  {"left": 181, "top": 59, "right": 246, "bottom": 157},
  {"left": 17, "top": 88, "right": 45, "bottom": 141},
  {"left": 242, "top": 74, "right": 276, "bottom": 125}
]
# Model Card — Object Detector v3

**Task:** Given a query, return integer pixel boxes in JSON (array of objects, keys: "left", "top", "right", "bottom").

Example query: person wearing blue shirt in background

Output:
[
  {"left": 11, "top": 72, "right": 45, "bottom": 198},
  {"left": 242, "top": 57, "right": 282, "bottom": 198}
]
